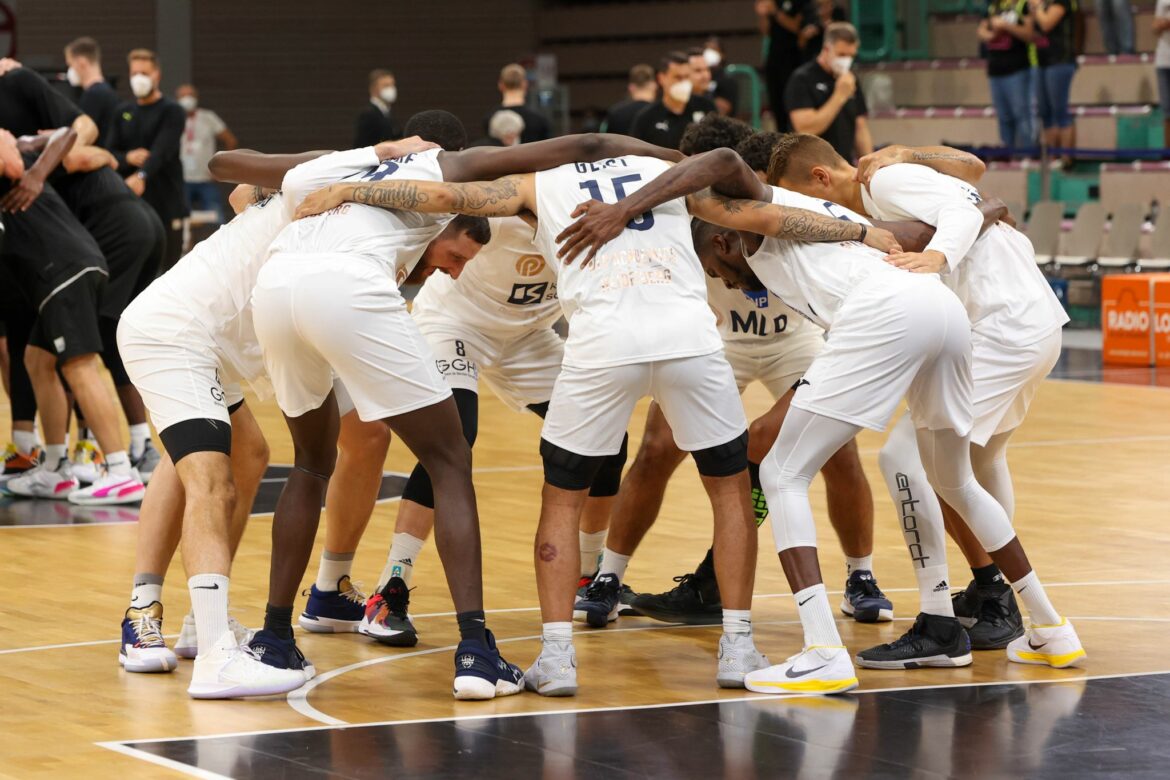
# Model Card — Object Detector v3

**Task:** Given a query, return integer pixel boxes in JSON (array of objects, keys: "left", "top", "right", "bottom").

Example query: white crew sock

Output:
[
  {"left": 1011, "top": 570, "right": 1062, "bottom": 626},
  {"left": 794, "top": 583, "right": 843, "bottom": 648},
  {"left": 579, "top": 530, "right": 607, "bottom": 576},
  {"left": 378, "top": 532, "right": 425, "bottom": 590},
  {"left": 845, "top": 555, "right": 873, "bottom": 576},
  {"left": 44, "top": 443, "right": 67, "bottom": 471},
  {"left": 722, "top": 608, "right": 752, "bottom": 635},
  {"left": 13, "top": 429, "right": 39, "bottom": 454},
  {"left": 542, "top": 621, "right": 572, "bottom": 644},
  {"left": 105, "top": 450, "right": 131, "bottom": 477},
  {"left": 315, "top": 550, "right": 354, "bottom": 591},
  {"left": 130, "top": 573, "right": 164, "bottom": 608},
  {"left": 597, "top": 547, "right": 630, "bottom": 583},
  {"left": 128, "top": 423, "right": 151, "bottom": 461},
  {"left": 188, "top": 574, "right": 230, "bottom": 656},
  {"left": 915, "top": 563, "right": 955, "bottom": 617}
]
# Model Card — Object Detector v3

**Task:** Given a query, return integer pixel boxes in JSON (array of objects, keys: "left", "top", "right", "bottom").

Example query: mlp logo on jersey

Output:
[{"left": 515, "top": 254, "right": 546, "bottom": 277}]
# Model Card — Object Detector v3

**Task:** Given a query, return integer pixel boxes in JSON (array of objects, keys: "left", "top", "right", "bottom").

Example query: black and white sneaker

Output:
[
  {"left": 576, "top": 573, "right": 622, "bottom": 628},
  {"left": 856, "top": 612, "right": 972, "bottom": 670},
  {"left": 953, "top": 579, "right": 1025, "bottom": 650},
  {"left": 630, "top": 553, "right": 722, "bottom": 625}
]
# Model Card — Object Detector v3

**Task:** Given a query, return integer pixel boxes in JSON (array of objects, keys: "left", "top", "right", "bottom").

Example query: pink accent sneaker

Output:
[
  {"left": 68, "top": 470, "right": 146, "bottom": 506},
  {"left": 5, "top": 461, "right": 79, "bottom": 499}
]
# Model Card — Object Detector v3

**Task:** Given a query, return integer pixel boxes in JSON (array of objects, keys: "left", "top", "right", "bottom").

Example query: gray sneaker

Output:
[
  {"left": 523, "top": 640, "right": 578, "bottom": 697},
  {"left": 716, "top": 632, "right": 769, "bottom": 689},
  {"left": 134, "top": 441, "right": 162, "bottom": 484}
]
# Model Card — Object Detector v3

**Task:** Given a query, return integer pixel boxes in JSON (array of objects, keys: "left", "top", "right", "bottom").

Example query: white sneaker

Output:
[
  {"left": 174, "top": 611, "right": 254, "bottom": 659},
  {"left": 119, "top": 602, "right": 178, "bottom": 673},
  {"left": 744, "top": 646, "right": 859, "bottom": 695},
  {"left": 68, "top": 469, "right": 146, "bottom": 505},
  {"left": 70, "top": 440, "right": 103, "bottom": 484},
  {"left": 5, "top": 461, "right": 79, "bottom": 500},
  {"left": 1007, "top": 618, "right": 1086, "bottom": 669},
  {"left": 187, "top": 629, "right": 306, "bottom": 699},
  {"left": 523, "top": 641, "right": 578, "bottom": 697},
  {"left": 716, "top": 632, "right": 770, "bottom": 689}
]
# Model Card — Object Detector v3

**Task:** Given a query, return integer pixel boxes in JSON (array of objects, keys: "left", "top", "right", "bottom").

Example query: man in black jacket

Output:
[{"left": 353, "top": 69, "right": 402, "bottom": 147}]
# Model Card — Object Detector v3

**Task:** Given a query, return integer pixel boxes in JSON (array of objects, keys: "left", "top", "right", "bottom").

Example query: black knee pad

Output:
[
  {"left": 160, "top": 417, "right": 232, "bottom": 463},
  {"left": 402, "top": 388, "right": 480, "bottom": 509},
  {"left": 540, "top": 438, "right": 605, "bottom": 491},
  {"left": 588, "top": 432, "right": 628, "bottom": 497},
  {"left": 692, "top": 430, "right": 749, "bottom": 478}
]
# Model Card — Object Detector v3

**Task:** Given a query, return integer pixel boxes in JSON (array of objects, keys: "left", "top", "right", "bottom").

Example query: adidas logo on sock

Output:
[{"left": 933, "top": 581, "right": 949, "bottom": 593}]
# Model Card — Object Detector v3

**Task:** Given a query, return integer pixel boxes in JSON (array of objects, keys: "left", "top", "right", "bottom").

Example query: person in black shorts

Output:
[{"left": 0, "top": 129, "right": 145, "bottom": 505}]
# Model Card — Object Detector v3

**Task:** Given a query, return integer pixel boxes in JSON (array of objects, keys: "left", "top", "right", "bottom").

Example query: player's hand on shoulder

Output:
[
  {"left": 295, "top": 184, "right": 349, "bottom": 220},
  {"left": 884, "top": 249, "right": 945, "bottom": 274},
  {"left": 854, "top": 145, "right": 907, "bottom": 185},
  {"left": 0, "top": 170, "right": 45, "bottom": 212},
  {"left": 556, "top": 198, "right": 628, "bottom": 266},
  {"left": 862, "top": 226, "right": 902, "bottom": 254},
  {"left": 375, "top": 135, "right": 439, "bottom": 161}
]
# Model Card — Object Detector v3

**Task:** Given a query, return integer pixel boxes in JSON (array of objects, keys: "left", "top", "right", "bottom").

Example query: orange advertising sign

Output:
[
  {"left": 1154, "top": 276, "right": 1170, "bottom": 366},
  {"left": 1102, "top": 275, "right": 1160, "bottom": 365}
]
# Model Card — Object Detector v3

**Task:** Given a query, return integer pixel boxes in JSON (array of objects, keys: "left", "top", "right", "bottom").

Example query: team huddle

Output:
[{"left": 4, "top": 94, "right": 1086, "bottom": 700}]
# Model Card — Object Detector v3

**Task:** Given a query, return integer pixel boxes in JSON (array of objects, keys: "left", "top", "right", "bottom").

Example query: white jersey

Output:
[
  {"left": 147, "top": 192, "right": 289, "bottom": 394},
  {"left": 747, "top": 186, "right": 904, "bottom": 330},
  {"left": 412, "top": 215, "right": 560, "bottom": 338},
  {"left": 532, "top": 156, "right": 722, "bottom": 368},
  {"left": 268, "top": 146, "right": 452, "bottom": 286},
  {"left": 862, "top": 164, "right": 1068, "bottom": 346},
  {"left": 706, "top": 274, "right": 820, "bottom": 352}
]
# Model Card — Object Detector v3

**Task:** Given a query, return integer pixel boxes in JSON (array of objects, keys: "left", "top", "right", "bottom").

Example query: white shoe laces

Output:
[
  {"left": 133, "top": 614, "right": 165, "bottom": 646},
  {"left": 341, "top": 579, "right": 368, "bottom": 605}
]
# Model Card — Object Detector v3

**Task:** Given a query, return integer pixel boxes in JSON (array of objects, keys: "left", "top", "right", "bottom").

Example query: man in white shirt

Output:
[
  {"left": 550, "top": 143, "right": 1084, "bottom": 692},
  {"left": 769, "top": 134, "right": 1072, "bottom": 668},
  {"left": 293, "top": 150, "right": 894, "bottom": 696},
  {"left": 176, "top": 84, "right": 237, "bottom": 225}
]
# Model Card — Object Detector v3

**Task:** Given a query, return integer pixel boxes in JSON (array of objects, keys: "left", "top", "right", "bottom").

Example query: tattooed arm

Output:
[
  {"left": 293, "top": 174, "right": 537, "bottom": 220},
  {"left": 855, "top": 145, "right": 986, "bottom": 186}
]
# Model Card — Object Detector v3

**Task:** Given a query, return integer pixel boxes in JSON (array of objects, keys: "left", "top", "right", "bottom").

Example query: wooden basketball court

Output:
[{"left": 2, "top": 348, "right": 1168, "bottom": 778}]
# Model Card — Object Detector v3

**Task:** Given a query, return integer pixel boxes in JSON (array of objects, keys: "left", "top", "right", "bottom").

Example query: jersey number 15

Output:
[{"left": 579, "top": 174, "right": 654, "bottom": 231}]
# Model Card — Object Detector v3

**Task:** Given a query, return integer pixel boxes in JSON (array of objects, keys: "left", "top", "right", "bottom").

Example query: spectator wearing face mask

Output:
[
  {"left": 630, "top": 51, "right": 717, "bottom": 150},
  {"left": 697, "top": 37, "right": 739, "bottom": 116},
  {"left": 176, "top": 83, "right": 237, "bottom": 226},
  {"left": 785, "top": 22, "right": 872, "bottom": 162},
  {"left": 354, "top": 69, "right": 402, "bottom": 147},
  {"left": 107, "top": 48, "right": 189, "bottom": 271},
  {"left": 63, "top": 37, "right": 119, "bottom": 147}
]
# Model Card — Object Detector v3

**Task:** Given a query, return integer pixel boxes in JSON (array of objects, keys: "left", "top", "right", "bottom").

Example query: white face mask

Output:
[
  {"left": 66, "top": 66, "right": 81, "bottom": 87},
  {"left": 178, "top": 95, "right": 197, "bottom": 112},
  {"left": 703, "top": 48, "right": 722, "bottom": 68},
  {"left": 668, "top": 79, "right": 693, "bottom": 103},
  {"left": 379, "top": 86, "right": 397, "bottom": 105},
  {"left": 831, "top": 56, "right": 854, "bottom": 76},
  {"left": 130, "top": 73, "right": 154, "bottom": 98}
]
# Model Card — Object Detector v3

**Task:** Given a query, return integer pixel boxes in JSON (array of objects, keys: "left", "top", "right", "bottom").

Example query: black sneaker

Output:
[
  {"left": 577, "top": 573, "right": 622, "bottom": 628},
  {"left": 951, "top": 579, "right": 981, "bottom": 627},
  {"left": 248, "top": 629, "right": 316, "bottom": 681},
  {"left": 840, "top": 570, "right": 894, "bottom": 623},
  {"left": 617, "top": 583, "right": 641, "bottom": 617},
  {"left": 856, "top": 612, "right": 973, "bottom": 670},
  {"left": 630, "top": 570, "right": 722, "bottom": 625},
  {"left": 967, "top": 581, "right": 1025, "bottom": 650}
]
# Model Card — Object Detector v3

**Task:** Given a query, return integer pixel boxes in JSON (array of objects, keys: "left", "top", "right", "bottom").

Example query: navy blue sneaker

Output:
[
  {"left": 576, "top": 572, "right": 622, "bottom": 628},
  {"left": 840, "top": 570, "right": 894, "bottom": 623},
  {"left": 452, "top": 628, "right": 523, "bottom": 700},
  {"left": 248, "top": 629, "right": 316, "bottom": 681},
  {"left": 298, "top": 575, "right": 366, "bottom": 634}
]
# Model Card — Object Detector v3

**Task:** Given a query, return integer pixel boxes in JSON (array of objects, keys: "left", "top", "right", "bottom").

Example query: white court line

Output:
[
  {"left": 4, "top": 578, "right": 1169, "bottom": 658},
  {"left": 97, "top": 741, "right": 233, "bottom": 780}
]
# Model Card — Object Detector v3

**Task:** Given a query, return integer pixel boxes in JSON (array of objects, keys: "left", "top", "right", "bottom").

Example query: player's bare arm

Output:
[
  {"left": 208, "top": 136, "right": 437, "bottom": 190},
  {"left": 855, "top": 145, "right": 986, "bottom": 186},
  {"left": 1, "top": 125, "right": 75, "bottom": 213},
  {"left": 294, "top": 175, "right": 536, "bottom": 221},
  {"left": 19, "top": 134, "right": 118, "bottom": 175},
  {"left": 441, "top": 133, "right": 683, "bottom": 183}
]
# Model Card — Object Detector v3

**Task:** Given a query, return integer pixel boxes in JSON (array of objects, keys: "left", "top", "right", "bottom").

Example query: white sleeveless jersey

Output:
[
  {"left": 412, "top": 215, "right": 561, "bottom": 337},
  {"left": 706, "top": 273, "right": 819, "bottom": 351},
  {"left": 747, "top": 186, "right": 905, "bottom": 330},
  {"left": 862, "top": 164, "right": 1067, "bottom": 346},
  {"left": 149, "top": 192, "right": 289, "bottom": 393},
  {"left": 532, "top": 156, "right": 721, "bottom": 368},
  {"left": 268, "top": 146, "right": 452, "bottom": 285}
]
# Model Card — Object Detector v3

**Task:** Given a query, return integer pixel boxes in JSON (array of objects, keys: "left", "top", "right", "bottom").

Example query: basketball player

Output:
[
  {"left": 769, "top": 134, "right": 1073, "bottom": 667},
  {"left": 552, "top": 145, "right": 1084, "bottom": 692},
  {"left": 292, "top": 152, "right": 900, "bottom": 695},
  {"left": 227, "top": 113, "right": 719, "bottom": 699},
  {"left": 301, "top": 213, "right": 630, "bottom": 648}
]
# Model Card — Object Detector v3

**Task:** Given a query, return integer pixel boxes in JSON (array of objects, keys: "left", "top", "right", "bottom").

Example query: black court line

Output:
[{"left": 109, "top": 673, "right": 1170, "bottom": 779}]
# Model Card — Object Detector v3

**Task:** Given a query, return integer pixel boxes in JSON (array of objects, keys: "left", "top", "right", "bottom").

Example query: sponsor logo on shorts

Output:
[
  {"left": 435, "top": 357, "right": 478, "bottom": 380},
  {"left": 210, "top": 368, "right": 226, "bottom": 406},
  {"left": 508, "top": 281, "right": 551, "bottom": 305},
  {"left": 515, "top": 254, "right": 546, "bottom": 277},
  {"left": 53, "top": 337, "right": 66, "bottom": 353}
]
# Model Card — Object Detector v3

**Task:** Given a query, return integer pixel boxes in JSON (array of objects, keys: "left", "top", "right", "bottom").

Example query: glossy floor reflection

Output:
[{"left": 119, "top": 673, "right": 1169, "bottom": 779}]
